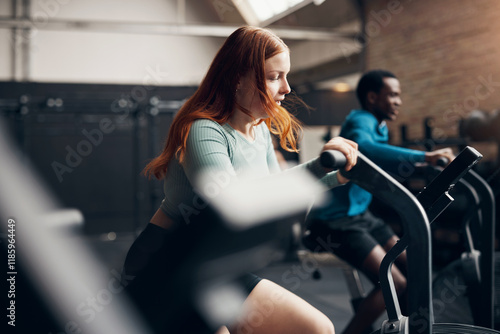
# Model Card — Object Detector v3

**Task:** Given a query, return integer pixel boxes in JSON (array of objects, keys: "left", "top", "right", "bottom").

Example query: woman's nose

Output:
[{"left": 281, "top": 78, "right": 291, "bottom": 95}]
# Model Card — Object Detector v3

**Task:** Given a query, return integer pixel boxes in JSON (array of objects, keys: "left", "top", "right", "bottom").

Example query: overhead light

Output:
[
  {"left": 231, "top": 0, "right": 316, "bottom": 26},
  {"left": 314, "top": 73, "right": 361, "bottom": 92},
  {"left": 332, "top": 82, "right": 351, "bottom": 93}
]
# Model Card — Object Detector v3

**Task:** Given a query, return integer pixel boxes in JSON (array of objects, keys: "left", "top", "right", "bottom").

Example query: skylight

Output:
[
  {"left": 248, "top": 0, "right": 305, "bottom": 22},
  {"left": 232, "top": 0, "right": 324, "bottom": 26}
]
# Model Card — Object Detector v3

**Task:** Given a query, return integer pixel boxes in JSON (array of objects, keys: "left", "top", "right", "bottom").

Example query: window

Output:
[{"left": 232, "top": 0, "right": 325, "bottom": 26}]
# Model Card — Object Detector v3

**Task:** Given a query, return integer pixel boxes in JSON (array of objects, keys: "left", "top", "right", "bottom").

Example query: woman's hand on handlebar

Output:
[
  {"left": 425, "top": 147, "right": 455, "bottom": 166},
  {"left": 321, "top": 137, "right": 358, "bottom": 172}
]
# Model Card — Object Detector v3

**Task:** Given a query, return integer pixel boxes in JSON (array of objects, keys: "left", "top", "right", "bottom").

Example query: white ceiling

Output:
[{"left": 0, "top": 0, "right": 364, "bottom": 88}]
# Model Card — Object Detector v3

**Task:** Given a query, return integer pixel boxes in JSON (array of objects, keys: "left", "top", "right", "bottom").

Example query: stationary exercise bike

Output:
[
  {"left": 429, "top": 168, "right": 495, "bottom": 329},
  {"left": 320, "top": 146, "right": 499, "bottom": 334},
  {"left": 399, "top": 156, "right": 496, "bottom": 328}
]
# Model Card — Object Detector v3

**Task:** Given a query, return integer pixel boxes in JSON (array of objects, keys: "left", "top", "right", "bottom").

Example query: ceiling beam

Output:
[
  {"left": 0, "top": 17, "right": 359, "bottom": 41},
  {"left": 288, "top": 52, "right": 362, "bottom": 90}
]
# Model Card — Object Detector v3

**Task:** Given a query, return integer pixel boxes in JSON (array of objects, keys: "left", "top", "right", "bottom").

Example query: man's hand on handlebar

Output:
[
  {"left": 321, "top": 137, "right": 358, "bottom": 175},
  {"left": 336, "top": 170, "right": 350, "bottom": 185},
  {"left": 424, "top": 147, "right": 455, "bottom": 167}
]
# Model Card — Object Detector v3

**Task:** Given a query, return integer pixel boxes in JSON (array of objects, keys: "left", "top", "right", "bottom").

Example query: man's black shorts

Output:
[{"left": 305, "top": 210, "right": 395, "bottom": 283}]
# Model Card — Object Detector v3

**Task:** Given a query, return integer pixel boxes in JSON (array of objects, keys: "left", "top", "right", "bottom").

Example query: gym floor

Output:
[{"left": 86, "top": 233, "right": 387, "bottom": 333}]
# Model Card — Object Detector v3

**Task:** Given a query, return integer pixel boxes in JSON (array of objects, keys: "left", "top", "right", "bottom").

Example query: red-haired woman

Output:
[{"left": 123, "top": 26, "right": 357, "bottom": 334}]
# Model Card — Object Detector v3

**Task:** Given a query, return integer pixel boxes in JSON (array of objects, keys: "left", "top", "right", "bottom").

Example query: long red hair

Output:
[{"left": 144, "top": 26, "right": 303, "bottom": 179}]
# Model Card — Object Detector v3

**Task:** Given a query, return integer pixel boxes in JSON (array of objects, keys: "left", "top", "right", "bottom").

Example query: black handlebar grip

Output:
[
  {"left": 320, "top": 150, "right": 347, "bottom": 169},
  {"left": 436, "top": 157, "right": 449, "bottom": 167}
]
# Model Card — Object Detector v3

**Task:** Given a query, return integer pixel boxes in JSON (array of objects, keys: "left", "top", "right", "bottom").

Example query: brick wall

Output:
[{"left": 361, "top": 0, "right": 500, "bottom": 146}]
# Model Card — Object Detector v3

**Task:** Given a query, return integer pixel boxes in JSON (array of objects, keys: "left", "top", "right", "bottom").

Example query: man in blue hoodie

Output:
[{"left": 307, "top": 70, "right": 454, "bottom": 334}]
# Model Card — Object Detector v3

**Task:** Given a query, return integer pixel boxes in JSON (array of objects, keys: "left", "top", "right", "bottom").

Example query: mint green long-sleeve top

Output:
[{"left": 160, "top": 119, "right": 340, "bottom": 224}]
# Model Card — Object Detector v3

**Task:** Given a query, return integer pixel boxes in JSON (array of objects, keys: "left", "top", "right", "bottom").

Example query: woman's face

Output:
[{"left": 235, "top": 51, "right": 291, "bottom": 120}]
